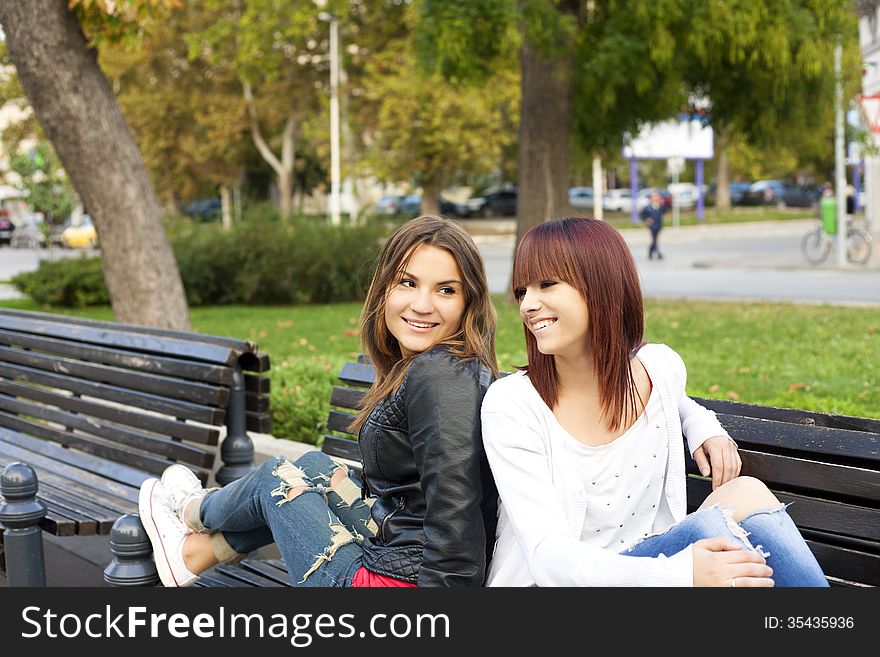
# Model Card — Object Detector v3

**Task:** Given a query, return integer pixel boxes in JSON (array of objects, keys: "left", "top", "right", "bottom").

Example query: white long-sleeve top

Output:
[{"left": 481, "top": 343, "right": 730, "bottom": 587}]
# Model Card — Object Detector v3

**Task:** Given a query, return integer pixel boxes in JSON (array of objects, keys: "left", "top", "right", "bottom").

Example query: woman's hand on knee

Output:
[
  {"left": 693, "top": 436, "right": 742, "bottom": 490},
  {"left": 692, "top": 537, "right": 774, "bottom": 588}
]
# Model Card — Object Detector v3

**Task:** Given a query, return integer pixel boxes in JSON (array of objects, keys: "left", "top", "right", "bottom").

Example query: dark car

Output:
[
  {"left": 740, "top": 180, "right": 818, "bottom": 208},
  {"left": 181, "top": 198, "right": 222, "bottom": 220},
  {"left": 0, "top": 214, "right": 14, "bottom": 245},
  {"left": 706, "top": 182, "right": 752, "bottom": 206},
  {"left": 460, "top": 187, "right": 517, "bottom": 218}
]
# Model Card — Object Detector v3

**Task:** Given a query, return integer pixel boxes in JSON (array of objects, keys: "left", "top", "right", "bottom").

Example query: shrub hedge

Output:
[{"left": 11, "top": 218, "right": 386, "bottom": 307}]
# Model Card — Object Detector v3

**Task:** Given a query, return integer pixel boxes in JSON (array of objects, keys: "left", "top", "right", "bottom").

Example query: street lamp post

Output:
[{"left": 319, "top": 12, "right": 341, "bottom": 226}]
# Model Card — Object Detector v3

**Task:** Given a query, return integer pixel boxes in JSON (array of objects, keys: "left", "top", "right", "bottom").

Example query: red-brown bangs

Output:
[{"left": 512, "top": 219, "right": 585, "bottom": 294}]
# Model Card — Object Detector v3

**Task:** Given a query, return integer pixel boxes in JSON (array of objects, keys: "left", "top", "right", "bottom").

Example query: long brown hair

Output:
[
  {"left": 351, "top": 215, "right": 499, "bottom": 431},
  {"left": 512, "top": 217, "right": 644, "bottom": 433}
]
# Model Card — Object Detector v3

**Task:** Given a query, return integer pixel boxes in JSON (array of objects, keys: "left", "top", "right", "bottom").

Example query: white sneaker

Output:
[
  {"left": 160, "top": 464, "right": 206, "bottom": 524},
  {"left": 138, "top": 478, "right": 199, "bottom": 587}
]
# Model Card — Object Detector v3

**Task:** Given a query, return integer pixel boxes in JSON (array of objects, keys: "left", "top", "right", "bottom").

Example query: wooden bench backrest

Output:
[
  {"left": 0, "top": 309, "right": 272, "bottom": 482},
  {"left": 321, "top": 359, "right": 880, "bottom": 587}
]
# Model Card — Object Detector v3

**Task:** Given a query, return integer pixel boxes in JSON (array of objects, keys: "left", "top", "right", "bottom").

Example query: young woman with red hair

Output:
[{"left": 481, "top": 216, "right": 827, "bottom": 587}]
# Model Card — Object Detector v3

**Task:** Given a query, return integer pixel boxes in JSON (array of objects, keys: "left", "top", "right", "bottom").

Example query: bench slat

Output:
[
  {"left": 245, "top": 374, "right": 270, "bottom": 394},
  {"left": 805, "top": 540, "right": 880, "bottom": 587},
  {"left": 0, "top": 329, "right": 233, "bottom": 385},
  {"left": 321, "top": 435, "right": 360, "bottom": 462},
  {"left": 36, "top": 495, "right": 99, "bottom": 535},
  {"left": 326, "top": 410, "right": 357, "bottom": 435},
  {"left": 338, "top": 362, "right": 375, "bottom": 387},
  {"left": 329, "top": 386, "right": 364, "bottom": 412},
  {"left": 685, "top": 449, "right": 880, "bottom": 505},
  {"left": 246, "top": 413, "right": 272, "bottom": 434},
  {"left": 0, "top": 346, "right": 229, "bottom": 407},
  {"left": 716, "top": 413, "right": 880, "bottom": 466},
  {"left": 0, "top": 445, "right": 142, "bottom": 511},
  {"left": 0, "top": 378, "right": 219, "bottom": 445},
  {"left": 0, "top": 451, "right": 140, "bottom": 520},
  {"left": 0, "top": 312, "right": 238, "bottom": 365},
  {"left": 0, "top": 413, "right": 185, "bottom": 475},
  {"left": 0, "top": 363, "right": 225, "bottom": 425},
  {"left": 696, "top": 396, "right": 880, "bottom": 434},
  {"left": 0, "top": 395, "right": 214, "bottom": 468},
  {"left": 0, "top": 428, "right": 155, "bottom": 490}
]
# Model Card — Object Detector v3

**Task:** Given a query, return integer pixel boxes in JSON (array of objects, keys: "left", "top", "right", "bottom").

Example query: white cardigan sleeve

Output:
[{"left": 481, "top": 385, "right": 693, "bottom": 587}]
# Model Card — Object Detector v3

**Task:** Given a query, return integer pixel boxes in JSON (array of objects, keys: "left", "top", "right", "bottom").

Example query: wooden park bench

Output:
[
  {"left": 193, "top": 357, "right": 879, "bottom": 588},
  {"left": 0, "top": 308, "right": 270, "bottom": 586}
]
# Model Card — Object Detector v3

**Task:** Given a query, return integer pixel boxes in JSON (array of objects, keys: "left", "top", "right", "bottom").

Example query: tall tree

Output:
[
  {"left": 0, "top": 0, "right": 190, "bottom": 329},
  {"left": 98, "top": 6, "right": 252, "bottom": 216},
  {"left": 356, "top": 4, "right": 518, "bottom": 215},
  {"left": 683, "top": 0, "right": 860, "bottom": 207}
]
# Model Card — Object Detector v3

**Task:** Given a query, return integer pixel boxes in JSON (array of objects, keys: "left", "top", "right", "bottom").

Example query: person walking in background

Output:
[
  {"left": 640, "top": 190, "right": 668, "bottom": 260},
  {"left": 481, "top": 216, "right": 829, "bottom": 587},
  {"left": 139, "top": 215, "right": 500, "bottom": 587}
]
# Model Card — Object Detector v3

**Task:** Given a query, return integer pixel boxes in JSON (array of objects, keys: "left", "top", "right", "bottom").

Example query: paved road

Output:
[
  {"left": 474, "top": 219, "right": 880, "bottom": 306},
  {"left": 3, "top": 220, "right": 879, "bottom": 306}
]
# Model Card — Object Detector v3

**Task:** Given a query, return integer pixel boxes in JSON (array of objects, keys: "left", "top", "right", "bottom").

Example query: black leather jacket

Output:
[{"left": 358, "top": 346, "right": 498, "bottom": 586}]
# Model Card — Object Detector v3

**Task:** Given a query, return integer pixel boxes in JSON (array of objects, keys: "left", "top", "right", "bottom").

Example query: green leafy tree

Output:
[
  {"left": 357, "top": 6, "right": 518, "bottom": 215},
  {"left": 683, "top": 0, "right": 861, "bottom": 206},
  {"left": 8, "top": 142, "right": 76, "bottom": 222},
  {"left": 0, "top": 0, "right": 191, "bottom": 329}
]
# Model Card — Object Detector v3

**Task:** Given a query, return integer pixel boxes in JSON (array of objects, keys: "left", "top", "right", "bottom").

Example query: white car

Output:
[
  {"left": 568, "top": 187, "right": 595, "bottom": 210},
  {"left": 602, "top": 188, "right": 633, "bottom": 212}
]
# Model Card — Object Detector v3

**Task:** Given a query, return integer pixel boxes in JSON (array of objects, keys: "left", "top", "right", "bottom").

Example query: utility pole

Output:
[
  {"left": 835, "top": 42, "right": 847, "bottom": 267},
  {"left": 320, "top": 12, "right": 341, "bottom": 226}
]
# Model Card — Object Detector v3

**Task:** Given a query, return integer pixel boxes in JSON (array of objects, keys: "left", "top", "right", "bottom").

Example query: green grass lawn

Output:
[
  {"left": 3, "top": 296, "right": 878, "bottom": 442},
  {"left": 601, "top": 206, "right": 816, "bottom": 230}
]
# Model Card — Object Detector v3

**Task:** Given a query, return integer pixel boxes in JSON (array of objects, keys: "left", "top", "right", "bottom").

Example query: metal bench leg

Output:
[
  {"left": 216, "top": 362, "right": 255, "bottom": 486},
  {"left": 104, "top": 513, "right": 160, "bottom": 586},
  {"left": 0, "top": 462, "right": 47, "bottom": 586}
]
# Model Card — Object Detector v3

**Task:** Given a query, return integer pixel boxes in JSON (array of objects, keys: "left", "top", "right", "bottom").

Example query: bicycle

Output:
[{"left": 801, "top": 220, "right": 873, "bottom": 265}]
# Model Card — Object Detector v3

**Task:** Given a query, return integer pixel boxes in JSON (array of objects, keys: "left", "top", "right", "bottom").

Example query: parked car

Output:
[
  {"left": 705, "top": 182, "right": 752, "bottom": 206},
  {"left": 9, "top": 214, "right": 47, "bottom": 249},
  {"left": 568, "top": 187, "right": 595, "bottom": 211},
  {"left": 459, "top": 187, "right": 517, "bottom": 218},
  {"left": 602, "top": 188, "right": 634, "bottom": 212},
  {"left": 0, "top": 214, "right": 14, "bottom": 246},
  {"left": 739, "top": 180, "right": 818, "bottom": 208},
  {"left": 60, "top": 215, "right": 98, "bottom": 248},
  {"left": 181, "top": 198, "right": 222, "bottom": 220},
  {"left": 398, "top": 194, "right": 422, "bottom": 217},
  {"left": 373, "top": 194, "right": 403, "bottom": 215}
]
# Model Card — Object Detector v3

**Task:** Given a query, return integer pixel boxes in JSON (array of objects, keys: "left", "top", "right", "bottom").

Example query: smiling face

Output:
[
  {"left": 515, "top": 279, "right": 590, "bottom": 361},
  {"left": 384, "top": 243, "right": 466, "bottom": 357}
]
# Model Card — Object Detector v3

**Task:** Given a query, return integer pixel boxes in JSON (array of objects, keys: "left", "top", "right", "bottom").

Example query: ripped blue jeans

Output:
[
  {"left": 623, "top": 505, "right": 829, "bottom": 587},
  {"left": 193, "top": 451, "right": 375, "bottom": 587}
]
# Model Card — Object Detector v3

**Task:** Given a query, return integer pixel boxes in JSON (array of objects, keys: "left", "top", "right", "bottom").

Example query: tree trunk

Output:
[
  {"left": 0, "top": 1, "right": 190, "bottom": 329},
  {"left": 278, "top": 170, "right": 293, "bottom": 217},
  {"left": 515, "top": 39, "right": 574, "bottom": 250},
  {"left": 220, "top": 185, "right": 232, "bottom": 230},
  {"left": 243, "top": 82, "right": 295, "bottom": 217},
  {"left": 421, "top": 180, "right": 442, "bottom": 216},
  {"left": 715, "top": 126, "right": 731, "bottom": 210},
  {"left": 592, "top": 155, "right": 604, "bottom": 220}
]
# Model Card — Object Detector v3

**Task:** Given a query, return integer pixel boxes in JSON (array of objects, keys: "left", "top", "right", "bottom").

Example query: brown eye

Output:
[{"left": 513, "top": 287, "right": 525, "bottom": 300}]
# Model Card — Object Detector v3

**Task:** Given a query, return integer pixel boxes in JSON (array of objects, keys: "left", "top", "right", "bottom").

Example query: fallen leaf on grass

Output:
[
  {"left": 726, "top": 391, "right": 740, "bottom": 400},
  {"left": 709, "top": 384, "right": 720, "bottom": 393},
  {"left": 788, "top": 383, "right": 807, "bottom": 391}
]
